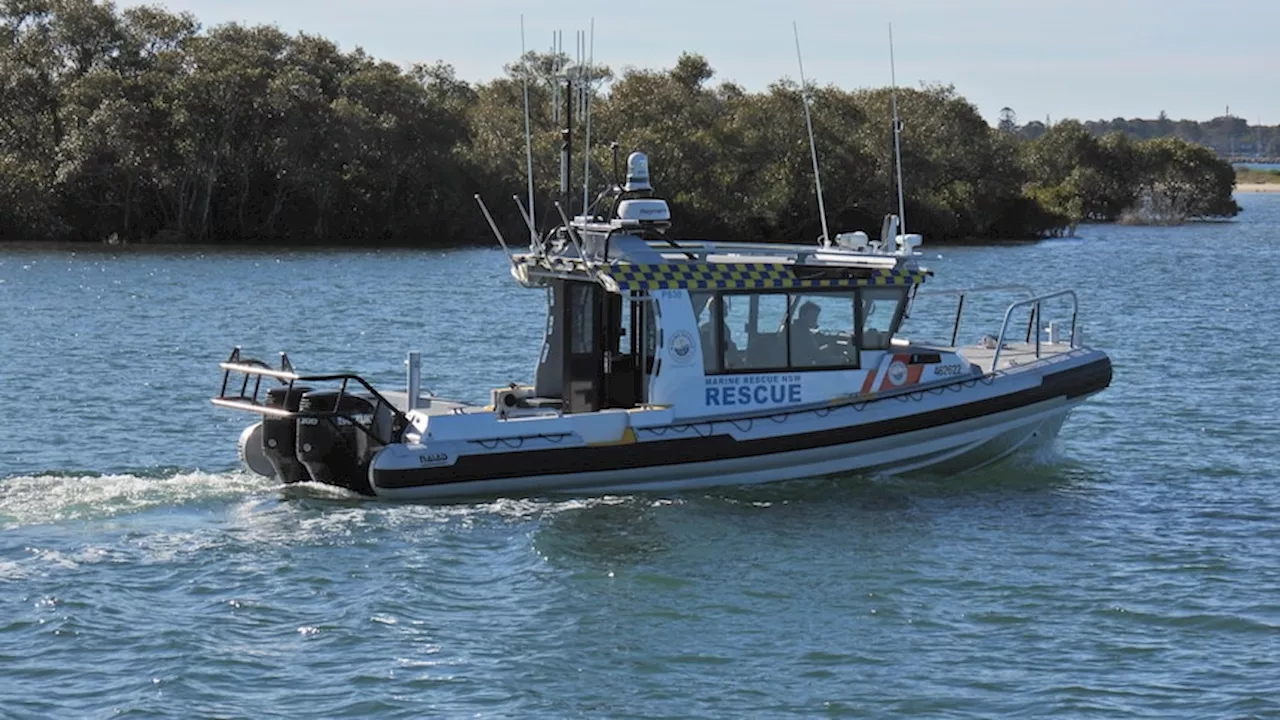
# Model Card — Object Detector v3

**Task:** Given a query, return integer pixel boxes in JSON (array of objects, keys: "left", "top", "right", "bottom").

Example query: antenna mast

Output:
[
  {"left": 558, "top": 34, "right": 572, "bottom": 214},
  {"left": 889, "top": 23, "right": 906, "bottom": 234},
  {"left": 520, "top": 16, "right": 536, "bottom": 246},
  {"left": 793, "top": 22, "right": 830, "bottom": 247},
  {"left": 551, "top": 32, "right": 560, "bottom": 124},
  {"left": 581, "top": 20, "right": 595, "bottom": 216}
]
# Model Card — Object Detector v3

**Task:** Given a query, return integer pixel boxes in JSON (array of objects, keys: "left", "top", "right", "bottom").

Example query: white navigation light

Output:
[{"left": 625, "top": 151, "right": 651, "bottom": 192}]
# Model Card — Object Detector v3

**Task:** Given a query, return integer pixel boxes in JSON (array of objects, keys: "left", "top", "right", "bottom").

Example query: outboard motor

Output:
[
  {"left": 295, "top": 390, "right": 379, "bottom": 495},
  {"left": 260, "top": 385, "right": 312, "bottom": 484}
]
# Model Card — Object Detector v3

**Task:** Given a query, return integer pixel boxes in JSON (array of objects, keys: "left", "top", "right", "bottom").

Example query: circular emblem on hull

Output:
[
  {"left": 670, "top": 330, "right": 696, "bottom": 365},
  {"left": 887, "top": 360, "right": 909, "bottom": 386}
]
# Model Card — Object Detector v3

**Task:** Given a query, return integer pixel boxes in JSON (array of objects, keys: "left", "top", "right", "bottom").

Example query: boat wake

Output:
[
  {"left": 0, "top": 468, "right": 275, "bottom": 530},
  {"left": 0, "top": 449, "right": 1088, "bottom": 533}
]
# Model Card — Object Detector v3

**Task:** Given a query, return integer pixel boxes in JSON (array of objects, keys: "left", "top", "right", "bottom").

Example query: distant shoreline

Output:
[{"left": 1236, "top": 183, "right": 1280, "bottom": 193}]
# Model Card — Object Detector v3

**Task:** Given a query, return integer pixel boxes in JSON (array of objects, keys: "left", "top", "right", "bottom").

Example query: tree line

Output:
[
  {"left": 1002, "top": 108, "right": 1280, "bottom": 159},
  {"left": 0, "top": 0, "right": 1242, "bottom": 247}
]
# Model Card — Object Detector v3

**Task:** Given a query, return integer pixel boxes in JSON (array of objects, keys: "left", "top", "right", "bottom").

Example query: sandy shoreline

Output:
[{"left": 1236, "top": 183, "right": 1280, "bottom": 193}]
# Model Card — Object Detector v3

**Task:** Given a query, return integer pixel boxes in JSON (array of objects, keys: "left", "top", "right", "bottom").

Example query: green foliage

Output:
[
  {"left": 0, "top": 2, "right": 1244, "bottom": 246},
  {"left": 1082, "top": 114, "right": 1278, "bottom": 159},
  {"left": 1020, "top": 126, "right": 1240, "bottom": 225},
  {"left": 0, "top": 0, "right": 480, "bottom": 244},
  {"left": 1011, "top": 111, "right": 1279, "bottom": 159}
]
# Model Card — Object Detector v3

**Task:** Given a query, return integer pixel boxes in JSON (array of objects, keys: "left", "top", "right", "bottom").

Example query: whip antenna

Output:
[
  {"left": 581, "top": 19, "right": 595, "bottom": 216},
  {"left": 793, "top": 22, "right": 830, "bottom": 246},
  {"left": 520, "top": 16, "right": 536, "bottom": 245},
  {"left": 890, "top": 23, "right": 906, "bottom": 234}
]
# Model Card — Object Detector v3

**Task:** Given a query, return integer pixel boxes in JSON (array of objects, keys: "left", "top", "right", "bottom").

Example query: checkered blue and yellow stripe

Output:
[{"left": 600, "top": 262, "right": 930, "bottom": 293}]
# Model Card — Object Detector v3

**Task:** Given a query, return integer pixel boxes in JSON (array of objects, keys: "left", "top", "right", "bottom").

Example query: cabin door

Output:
[
  {"left": 602, "top": 294, "right": 642, "bottom": 409},
  {"left": 561, "top": 281, "right": 605, "bottom": 413}
]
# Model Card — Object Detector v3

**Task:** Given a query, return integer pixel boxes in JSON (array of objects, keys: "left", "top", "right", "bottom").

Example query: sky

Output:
[{"left": 121, "top": 0, "right": 1279, "bottom": 126}]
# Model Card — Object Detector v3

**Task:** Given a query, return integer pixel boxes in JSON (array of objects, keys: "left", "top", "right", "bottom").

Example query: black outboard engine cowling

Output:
[
  {"left": 261, "top": 385, "right": 312, "bottom": 484},
  {"left": 296, "top": 390, "right": 379, "bottom": 496}
]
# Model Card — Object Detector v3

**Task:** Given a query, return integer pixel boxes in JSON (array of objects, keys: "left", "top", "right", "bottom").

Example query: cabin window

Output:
[
  {"left": 787, "top": 293, "right": 857, "bottom": 368},
  {"left": 569, "top": 283, "right": 596, "bottom": 355},
  {"left": 642, "top": 297, "right": 658, "bottom": 375},
  {"left": 860, "top": 287, "right": 908, "bottom": 351},
  {"left": 693, "top": 290, "right": 860, "bottom": 372},
  {"left": 745, "top": 294, "right": 790, "bottom": 369},
  {"left": 690, "top": 291, "right": 718, "bottom": 372}
]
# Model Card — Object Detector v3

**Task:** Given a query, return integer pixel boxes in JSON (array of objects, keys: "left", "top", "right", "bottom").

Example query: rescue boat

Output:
[{"left": 211, "top": 148, "right": 1111, "bottom": 500}]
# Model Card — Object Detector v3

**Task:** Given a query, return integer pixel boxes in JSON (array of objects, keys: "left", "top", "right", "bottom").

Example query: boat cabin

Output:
[
  {"left": 505, "top": 153, "right": 930, "bottom": 420},
  {"left": 514, "top": 257, "right": 926, "bottom": 419}
]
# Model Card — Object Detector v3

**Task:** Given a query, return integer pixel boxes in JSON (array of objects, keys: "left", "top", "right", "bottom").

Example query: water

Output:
[{"left": 2, "top": 194, "right": 1278, "bottom": 717}]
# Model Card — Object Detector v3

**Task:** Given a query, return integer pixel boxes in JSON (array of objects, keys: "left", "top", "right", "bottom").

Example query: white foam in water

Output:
[
  {"left": 1026, "top": 442, "right": 1066, "bottom": 467},
  {"left": 0, "top": 468, "right": 670, "bottom": 537},
  {"left": 0, "top": 470, "right": 275, "bottom": 530}
]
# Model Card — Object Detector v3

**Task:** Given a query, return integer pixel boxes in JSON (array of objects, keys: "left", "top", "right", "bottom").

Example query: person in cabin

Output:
[{"left": 789, "top": 301, "right": 823, "bottom": 366}]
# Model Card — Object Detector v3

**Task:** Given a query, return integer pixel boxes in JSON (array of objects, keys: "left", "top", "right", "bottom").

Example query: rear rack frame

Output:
[{"left": 212, "top": 347, "right": 410, "bottom": 444}]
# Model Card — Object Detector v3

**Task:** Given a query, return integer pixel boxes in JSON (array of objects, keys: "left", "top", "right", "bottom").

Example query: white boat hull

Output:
[
  {"left": 366, "top": 352, "right": 1109, "bottom": 501},
  {"left": 370, "top": 395, "right": 1078, "bottom": 501}
]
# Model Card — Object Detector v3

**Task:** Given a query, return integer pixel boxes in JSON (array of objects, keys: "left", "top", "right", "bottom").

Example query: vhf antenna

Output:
[
  {"left": 793, "top": 22, "right": 830, "bottom": 247},
  {"left": 890, "top": 23, "right": 906, "bottom": 234},
  {"left": 519, "top": 16, "right": 536, "bottom": 246}
]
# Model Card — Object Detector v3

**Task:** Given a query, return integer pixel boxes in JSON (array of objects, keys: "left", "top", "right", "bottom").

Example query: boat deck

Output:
[
  {"left": 958, "top": 341, "right": 1075, "bottom": 373},
  {"left": 380, "top": 392, "right": 479, "bottom": 416}
]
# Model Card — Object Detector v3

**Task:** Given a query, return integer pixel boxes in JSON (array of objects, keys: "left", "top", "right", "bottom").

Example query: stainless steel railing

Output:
[
  {"left": 990, "top": 290, "right": 1079, "bottom": 370},
  {"left": 913, "top": 285, "right": 1036, "bottom": 346}
]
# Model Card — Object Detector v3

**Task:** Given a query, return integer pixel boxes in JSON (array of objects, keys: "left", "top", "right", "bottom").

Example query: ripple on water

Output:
[{"left": 2, "top": 200, "right": 1280, "bottom": 716}]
